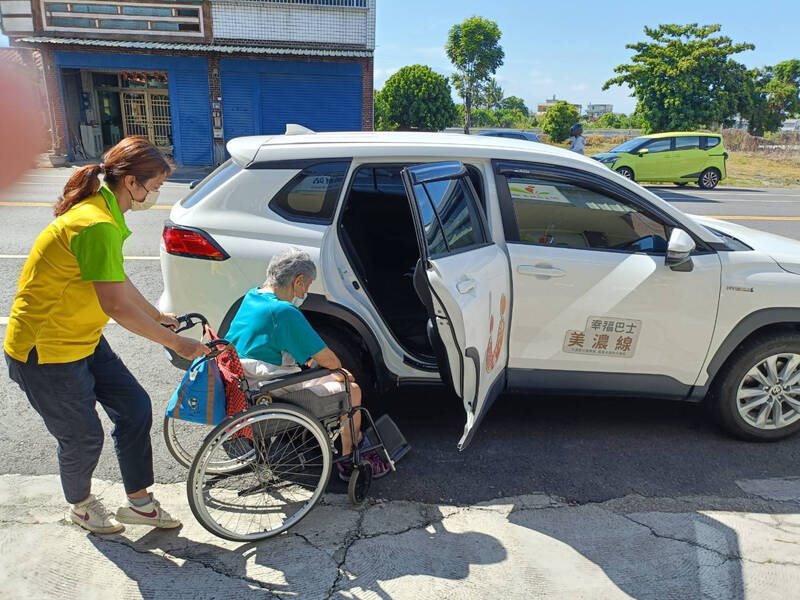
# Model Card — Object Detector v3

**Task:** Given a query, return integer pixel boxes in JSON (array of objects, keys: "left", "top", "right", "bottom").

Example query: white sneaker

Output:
[
  {"left": 70, "top": 495, "right": 125, "bottom": 534},
  {"left": 115, "top": 494, "right": 181, "bottom": 529}
]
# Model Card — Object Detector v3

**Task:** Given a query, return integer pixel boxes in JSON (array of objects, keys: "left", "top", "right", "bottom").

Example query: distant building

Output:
[
  {"left": 586, "top": 103, "right": 613, "bottom": 119},
  {"left": 536, "top": 95, "right": 581, "bottom": 117},
  {"left": 781, "top": 119, "right": 800, "bottom": 132},
  {"left": 0, "top": 0, "right": 376, "bottom": 166}
]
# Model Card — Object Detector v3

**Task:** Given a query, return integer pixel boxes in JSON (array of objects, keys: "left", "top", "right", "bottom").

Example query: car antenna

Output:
[{"left": 285, "top": 123, "right": 315, "bottom": 135}]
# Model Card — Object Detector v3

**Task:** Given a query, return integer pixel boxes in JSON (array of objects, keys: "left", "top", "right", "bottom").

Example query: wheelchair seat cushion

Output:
[{"left": 271, "top": 388, "right": 346, "bottom": 421}]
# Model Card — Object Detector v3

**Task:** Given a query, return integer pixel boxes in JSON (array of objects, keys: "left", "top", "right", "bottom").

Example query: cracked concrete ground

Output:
[{"left": 1, "top": 475, "right": 799, "bottom": 599}]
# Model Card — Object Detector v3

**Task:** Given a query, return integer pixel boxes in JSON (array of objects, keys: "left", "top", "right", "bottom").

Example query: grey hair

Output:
[{"left": 264, "top": 247, "right": 317, "bottom": 289}]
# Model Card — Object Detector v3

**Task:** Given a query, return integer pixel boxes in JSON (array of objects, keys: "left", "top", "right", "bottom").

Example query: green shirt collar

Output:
[{"left": 99, "top": 184, "right": 131, "bottom": 241}]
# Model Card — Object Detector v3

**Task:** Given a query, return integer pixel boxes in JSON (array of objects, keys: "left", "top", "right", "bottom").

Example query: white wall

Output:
[{"left": 211, "top": 0, "right": 375, "bottom": 48}]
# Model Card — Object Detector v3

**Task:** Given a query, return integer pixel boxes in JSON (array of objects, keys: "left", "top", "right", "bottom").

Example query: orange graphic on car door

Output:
[{"left": 485, "top": 293, "right": 507, "bottom": 372}]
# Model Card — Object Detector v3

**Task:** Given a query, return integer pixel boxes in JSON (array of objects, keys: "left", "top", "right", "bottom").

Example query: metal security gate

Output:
[{"left": 122, "top": 91, "right": 172, "bottom": 154}]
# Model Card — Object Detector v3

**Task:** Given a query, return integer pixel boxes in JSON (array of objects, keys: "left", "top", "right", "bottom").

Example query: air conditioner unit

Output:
[{"left": 80, "top": 124, "right": 103, "bottom": 158}]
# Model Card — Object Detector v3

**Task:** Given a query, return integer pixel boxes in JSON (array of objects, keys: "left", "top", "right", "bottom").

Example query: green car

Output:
[{"left": 592, "top": 132, "right": 728, "bottom": 189}]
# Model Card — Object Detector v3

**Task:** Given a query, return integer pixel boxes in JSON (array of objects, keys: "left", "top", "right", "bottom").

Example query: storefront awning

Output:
[{"left": 16, "top": 36, "right": 374, "bottom": 58}]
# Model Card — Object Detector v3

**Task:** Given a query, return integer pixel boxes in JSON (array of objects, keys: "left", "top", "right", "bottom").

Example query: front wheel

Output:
[
  {"left": 698, "top": 168, "right": 721, "bottom": 189},
  {"left": 615, "top": 166, "right": 634, "bottom": 180},
  {"left": 711, "top": 333, "right": 800, "bottom": 441}
]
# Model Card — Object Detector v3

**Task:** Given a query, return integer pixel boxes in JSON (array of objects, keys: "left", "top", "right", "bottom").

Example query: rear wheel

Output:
[
  {"left": 188, "top": 404, "right": 332, "bottom": 541},
  {"left": 316, "top": 326, "right": 374, "bottom": 398},
  {"left": 711, "top": 333, "right": 800, "bottom": 441},
  {"left": 615, "top": 166, "right": 634, "bottom": 180},
  {"left": 164, "top": 416, "right": 256, "bottom": 474},
  {"left": 698, "top": 168, "right": 721, "bottom": 189}
]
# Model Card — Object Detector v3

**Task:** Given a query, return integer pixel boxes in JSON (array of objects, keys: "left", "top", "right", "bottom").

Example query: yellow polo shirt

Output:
[{"left": 4, "top": 185, "right": 130, "bottom": 364}]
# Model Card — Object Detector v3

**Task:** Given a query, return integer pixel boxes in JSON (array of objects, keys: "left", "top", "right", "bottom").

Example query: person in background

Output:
[
  {"left": 225, "top": 248, "right": 391, "bottom": 481},
  {"left": 569, "top": 123, "right": 586, "bottom": 155},
  {"left": 4, "top": 137, "right": 209, "bottom": 535}
]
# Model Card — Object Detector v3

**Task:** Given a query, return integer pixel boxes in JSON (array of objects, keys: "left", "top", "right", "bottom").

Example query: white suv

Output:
[{"left": 160, "top": 128, "right": 800, "bottom": 449}]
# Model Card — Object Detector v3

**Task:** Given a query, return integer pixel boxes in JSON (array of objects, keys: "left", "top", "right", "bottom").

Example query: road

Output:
[{"left": 1, "top": 170, "right": 800, "bottom": 507}]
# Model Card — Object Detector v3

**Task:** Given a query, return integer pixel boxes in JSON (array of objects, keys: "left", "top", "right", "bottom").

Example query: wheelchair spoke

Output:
[{"left": 189, "top": 407, "right": 332, "bottom": 541}]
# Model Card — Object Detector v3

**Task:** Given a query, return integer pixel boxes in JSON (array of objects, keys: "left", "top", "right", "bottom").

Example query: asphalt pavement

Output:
[{"left": 2, "top": 169, "right": 800, "bottom": 598}]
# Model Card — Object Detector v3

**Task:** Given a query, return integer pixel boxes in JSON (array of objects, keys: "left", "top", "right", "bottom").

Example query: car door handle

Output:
[
  {"left": 517, "top": 264, "right": 566, "bottom": 278},
  {"left": 457, "top": 278, "right": 477, "bottom": 294}
]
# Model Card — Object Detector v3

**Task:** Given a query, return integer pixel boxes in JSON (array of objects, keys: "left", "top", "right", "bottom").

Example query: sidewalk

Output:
[{"left": 1, "top": 474, "right": 799, "bottom": 599}]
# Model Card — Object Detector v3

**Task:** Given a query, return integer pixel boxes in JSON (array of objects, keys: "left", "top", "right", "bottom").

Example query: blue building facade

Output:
[{"left": 1, "top": 0, "right": 375, "bottom": 166}]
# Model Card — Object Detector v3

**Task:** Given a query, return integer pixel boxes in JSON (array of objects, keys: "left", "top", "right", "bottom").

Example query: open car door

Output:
[{"left": 401, "top": 162, "right": 511, "bottom": 450}]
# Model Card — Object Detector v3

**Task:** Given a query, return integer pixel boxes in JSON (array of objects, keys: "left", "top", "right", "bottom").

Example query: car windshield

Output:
[{"left": 609, "top": 138, "right": 646, "bottom": 153}]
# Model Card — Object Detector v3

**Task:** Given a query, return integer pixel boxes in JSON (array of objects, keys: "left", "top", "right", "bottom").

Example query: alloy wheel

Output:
[
  {"left": 736, "top": 353, "right": 800, "bottom": 430},
  {"left": 701, "top": 170, "right": 719, "bottom": 188}
]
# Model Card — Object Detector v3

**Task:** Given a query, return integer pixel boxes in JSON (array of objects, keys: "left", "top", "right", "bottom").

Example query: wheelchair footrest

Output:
[{"left": 364, "top": 414, "right": 411, "bottom": 463}]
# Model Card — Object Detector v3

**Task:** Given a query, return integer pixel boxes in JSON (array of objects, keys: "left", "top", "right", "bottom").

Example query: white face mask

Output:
[
  {"left": 131, "top": 189, "right": 160, "bottom": 211},
  {"left": 291, "top": 292, "right": 308, "bottom": 308}
]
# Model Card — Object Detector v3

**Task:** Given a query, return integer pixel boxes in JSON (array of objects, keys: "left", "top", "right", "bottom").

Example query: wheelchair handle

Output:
[{"left": 172, "top": 313, "right": 209, "bottom": 334}]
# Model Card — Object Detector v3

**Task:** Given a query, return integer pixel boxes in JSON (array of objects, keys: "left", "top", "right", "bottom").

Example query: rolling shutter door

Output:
[
  {"left": 221, "top": 59, "right": 362, "bottom": 143},
  {"left": 170, "top": 68, "right": 213, "bottom": 166}
]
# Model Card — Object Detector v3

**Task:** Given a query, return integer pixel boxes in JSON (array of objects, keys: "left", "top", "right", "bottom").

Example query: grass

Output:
[{"left": 546, "top": 138, "right": 800, "bottom": 188}]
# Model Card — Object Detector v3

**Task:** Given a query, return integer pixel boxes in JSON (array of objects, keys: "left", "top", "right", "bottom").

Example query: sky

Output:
[
  {"left": 374, "top": 0, "right": 800, "bottom": 115},
  {"left": 2, "top": 1, "right": 796, "bottom": 114}
]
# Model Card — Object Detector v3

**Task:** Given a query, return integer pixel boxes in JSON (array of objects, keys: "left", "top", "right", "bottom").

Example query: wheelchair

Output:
[{"left": 165, "top": 314, "right": 401, "bottom": 542}]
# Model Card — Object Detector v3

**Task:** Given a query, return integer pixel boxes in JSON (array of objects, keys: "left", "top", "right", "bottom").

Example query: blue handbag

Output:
[{"left": 166, "top": 355, "right": 227, "bottom": 425}]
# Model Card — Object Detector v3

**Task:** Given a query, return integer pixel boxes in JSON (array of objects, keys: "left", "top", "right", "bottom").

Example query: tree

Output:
[
  {"left": 500, "top": 95, "right": 529, "bottom": 116},
  {"left": 470, "top": 108, "right": 499, "bottom": 127},
  {"left": 495, "top": 108, "right": 530, "bottom": 128},
  {"left": 374, "top": 65, "right": 457, "bottom": 131},
  {"left": 446, "top": 16, "right": 505, "bottom": 134},
  {"left": 373, "top": 90, "right": 394, "bottom": 131},
  {"left": 477, "top": 78, "right": 504, "bottom": 110},
  {"left": 743, "top": 59, "right": 800, "bottom": 136},
  {"left": 603, "top": 24, "right": 754, "bottom": 133},
  {"left": 541, "top": 101, "right": 579, "bottom": 142}
]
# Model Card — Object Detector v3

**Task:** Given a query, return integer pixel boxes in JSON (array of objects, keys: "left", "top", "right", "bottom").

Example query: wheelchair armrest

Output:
[{"left": 255, "top": 367, "right": 334, "bottom": 393}]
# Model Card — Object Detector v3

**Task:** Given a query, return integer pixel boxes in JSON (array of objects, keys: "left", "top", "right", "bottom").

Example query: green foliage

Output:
[
  {"left": 541, "top": 101, "right": 579, "bottom": 142},
  {"left": 476, "top": 78, "right": 504, "bottom": 110},
  {"left": 603, "top": 24, "right": 754, "bottom": 133},
  {"left": 470, "top": 108, "right": 499, "bottom": 127},
  {"left": 373, "top": 90, "right": 395, "bottom": 131},
  {"left": 742, "top": 59, "right": 800, "bottom": 136},
  {"left": 495, "top": 108, "right": 531, "bottom": 128},
  {"left": 446, "top": 16, "right": 505, "bottom": 133},
  {"left": 500, "top": 95, "right": 529, "bottom": 116},
  {"left": 375, "top": 65, "right": 457, "bottom": 131}
]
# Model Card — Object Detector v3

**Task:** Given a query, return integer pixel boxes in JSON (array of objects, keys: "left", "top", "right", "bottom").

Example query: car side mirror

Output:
[
  {"left": 189, "top": 179, "right": 201, "bottom": 190},
  {"left": 636, "top": 148, "right": 649, "bottom": 156},
  {"left": 666, "top": 228, "right": 695, "bottom": 271}
]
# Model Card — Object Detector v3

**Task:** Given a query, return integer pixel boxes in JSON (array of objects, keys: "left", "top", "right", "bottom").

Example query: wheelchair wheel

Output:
[
  {"left": 163, "top": 416, "right": 255, "bottom": 475},
  {"left": 188, "top": 404, "right": 332, "bottom": 541},
  {"left": 347, "top": 462, "right": 373, "bottom": 506}
]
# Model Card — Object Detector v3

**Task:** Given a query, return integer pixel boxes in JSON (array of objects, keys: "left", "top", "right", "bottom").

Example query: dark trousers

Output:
[{"left": 5, "top": 336, "right": 154, "bottom": 503}]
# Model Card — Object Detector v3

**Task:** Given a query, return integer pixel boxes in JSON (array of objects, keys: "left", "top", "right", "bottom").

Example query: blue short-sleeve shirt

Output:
[{"left": 225, "top": 288, "right": 326, "bottom": 366}]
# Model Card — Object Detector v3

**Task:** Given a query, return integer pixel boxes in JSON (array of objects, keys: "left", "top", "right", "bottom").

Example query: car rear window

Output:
[
  {"left": 675, "top": 136, "right": 700, "bottom": 150},
  {"left": 180, "top": 159, "right": 242, "bottom": 208},
  {"left": 269, "top": 161, "right": 350, "bottom": 224}
]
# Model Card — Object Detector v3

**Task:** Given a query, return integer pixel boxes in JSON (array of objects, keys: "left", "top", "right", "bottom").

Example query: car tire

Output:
[
  {"left": 316, "top": 325, "right": 376, "bottom": 402},
  {"left": 698, "top": 168, "right": 721, "bottom": 189},
  {"left": 675, "top": 182, "right": 689, "bottom": 187},
  {"left": 711, "top": 332, "right": 800, "bottom": 441},
  {"left": 615, "top": 166, "right": 634, "bottom": 180}
]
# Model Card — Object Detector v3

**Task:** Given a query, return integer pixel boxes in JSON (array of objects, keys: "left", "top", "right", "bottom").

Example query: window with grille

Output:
[{"left": 42, "top": 0, "right": 204, "bottom": 36}]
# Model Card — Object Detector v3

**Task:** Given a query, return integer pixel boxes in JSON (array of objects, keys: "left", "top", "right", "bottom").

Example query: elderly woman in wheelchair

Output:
[{"left": 224, "top": 247, "right": 390, "bottom": 481}]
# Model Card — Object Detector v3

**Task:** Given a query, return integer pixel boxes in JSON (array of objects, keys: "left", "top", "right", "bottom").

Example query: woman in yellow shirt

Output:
[{"left": 4, "top": 137, "right": 208, "bottom": 534}]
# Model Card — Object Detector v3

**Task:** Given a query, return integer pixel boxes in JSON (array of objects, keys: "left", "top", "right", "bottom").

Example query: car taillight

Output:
[{"left": 162, "top": 224, "right": 229, "bottom": 261}]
